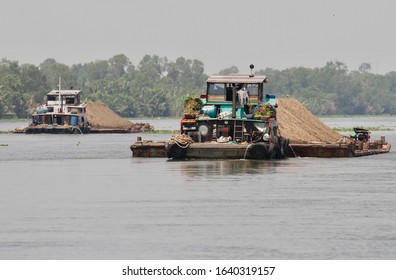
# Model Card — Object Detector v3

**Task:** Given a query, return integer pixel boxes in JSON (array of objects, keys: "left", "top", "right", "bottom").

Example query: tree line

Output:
[{"left": 1, "top": 55, "right": 396, "bottom": 118}]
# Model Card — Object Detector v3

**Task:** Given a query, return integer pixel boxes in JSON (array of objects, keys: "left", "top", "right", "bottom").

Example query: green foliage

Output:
[
  {"left": 39, "top": 58, "right": 76, "bottom": 89},
  {"left": 0, "top": 59, "right": 44, "bottom": 118},
  {"left": 183, "top": 96, "right": 203, "bottom": 114},
  {"left": 0, "top": 55, "right": 207, "bottom": 118},
  {"left": 253, "top": 102, "right": 275, "bottom": 118},
  {"left": 143, "top": 129, "right": 180, "bottom": 134},
  {"left": 260, "top": 61, "right": 396, "bottom": 115},
  {"left": 2, "top": 56, "right": 396, "bottom": 118},
  {"left": 333, "top": 126, "right": 393, "bottom": 132}
]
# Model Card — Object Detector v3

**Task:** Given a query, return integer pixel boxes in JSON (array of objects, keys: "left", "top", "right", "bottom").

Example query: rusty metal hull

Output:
[
  {"left": 288, "top": 142, "right": 391, "bottom": 158},
  {"left": 130, "top": 140, "right": 167, "bottom": 157},
  {"left": 352, "top": 143, "right": 391, "bottom": 157},
  {"left": 287, "top": 143, "right": 353, "bottom": 158},
  {"left": 25, "top": 126, "right": 88, "bottom": 134},
  {"left": 184, "top": 143, "right": 253, "bottom": 159},
  {"left": 165, "top": 141, "right": 285, "bottom": 160},
  {"left": 131, "top": 140, "right": 277, "bottom": 159},
  {"left": 130, "top": 139, "right": 391, "bottom": 159}
]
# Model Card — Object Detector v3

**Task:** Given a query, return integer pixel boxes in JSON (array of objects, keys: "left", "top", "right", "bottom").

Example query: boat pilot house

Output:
[
  {"left": 27, "top": 89, "right": 90, "bottom": 134},
  {"left": 167, "top": 72, "right": 289, "bottom": 159},
  {"left": 182, "top": 74, "right": 278, "bottom": 143},
  {"left": 207, "top": 75, "right": 264, "bottom": 104}
]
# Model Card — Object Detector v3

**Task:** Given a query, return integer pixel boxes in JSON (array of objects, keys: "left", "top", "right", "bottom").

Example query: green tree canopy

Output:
[{"left": 1, "top": 56, "right": 396, "bottom": 118}]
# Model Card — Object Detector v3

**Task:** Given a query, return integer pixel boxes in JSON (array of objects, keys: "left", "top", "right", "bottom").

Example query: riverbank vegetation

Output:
[
  {"left": 332, "top": 126, "right": 393, "bottom": 132},
  {"left": 143, "top": 129, "right": 180, "bottom": 134},
  {"left": 1, "top": 56, "right": 396, "bottom": 118}
]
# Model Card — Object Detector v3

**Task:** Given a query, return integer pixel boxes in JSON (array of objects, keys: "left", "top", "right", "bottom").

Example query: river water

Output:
[{"left": 0, "top": 117, "right": 395, "bottom": 260}]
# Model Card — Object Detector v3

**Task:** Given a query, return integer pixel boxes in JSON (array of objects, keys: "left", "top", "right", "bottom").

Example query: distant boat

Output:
[{"left": 26, "top": 88, "right": 90, "bottom": 134}]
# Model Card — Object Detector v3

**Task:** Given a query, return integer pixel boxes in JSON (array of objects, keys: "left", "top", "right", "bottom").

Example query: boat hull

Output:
[
  {"left": 130, "top": 139, "right": 167, "bottom": 157},
  {"left": 165, "top": 141, "right": 289, "bottom": 160},
  {"left": 182, "top": 142, "right": 253, "bottom": 159},
  {"left": 287, "top": 142, "right": 391, "bottom": 158},
  {"left": 25, "top": 126, "right": 88, "bottom": 134},
  {"left": 131, "top": 138, "right": 391, "bottom": 159},
  {"left": 287, "top": 143, "right": 353, "bottom": 158}
]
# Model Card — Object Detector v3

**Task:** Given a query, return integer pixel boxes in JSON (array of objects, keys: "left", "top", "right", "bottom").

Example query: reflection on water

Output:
[{"left": 173, "top": 159, "right": 289, "bottom": 178}]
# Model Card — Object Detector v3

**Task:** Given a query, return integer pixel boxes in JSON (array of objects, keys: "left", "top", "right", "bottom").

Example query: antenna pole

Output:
[
  {"left": 249, "top": 64, "right": 255, "bottom": 77},
  {"left": 58, "top": 76, "right": 62, "bottom": 113}
]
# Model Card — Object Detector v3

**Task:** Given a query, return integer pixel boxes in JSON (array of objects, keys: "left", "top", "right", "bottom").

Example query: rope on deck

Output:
[{"left": 169, "top": 134, "right": 194, "bottom": 148}]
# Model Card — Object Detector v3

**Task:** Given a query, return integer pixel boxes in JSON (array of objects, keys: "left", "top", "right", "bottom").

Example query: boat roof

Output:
[
  {"left": 206, "top": 74, "right": 268, "bottom": 84},
  {"left": 47, "top": 90, "right": 81, "bottom": 96}
]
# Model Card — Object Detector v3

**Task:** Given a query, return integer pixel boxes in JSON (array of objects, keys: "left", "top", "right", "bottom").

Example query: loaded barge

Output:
[
  {"left": 288, "top": 128, "right": 391, "bottom": 157},
  {"left": 131, "top": 133, "right": 391, "bottom": 158},
  {"left": 130, "top": 67, "right": 391, "bottom": 158}
]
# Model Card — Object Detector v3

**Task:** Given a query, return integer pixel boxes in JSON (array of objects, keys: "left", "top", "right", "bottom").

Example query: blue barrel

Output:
[
  {"left": 201, "top": 105, "right": 217, "bottom": 118},
  {"left": 70, "top": 116, "right": 78, "bottom": 126},
  {"left": 36, "top": 106, "right": 48, "bottom": 114}
]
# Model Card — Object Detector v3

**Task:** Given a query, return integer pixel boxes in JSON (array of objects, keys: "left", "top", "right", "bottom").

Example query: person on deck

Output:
[{"left": 237, "top": 84, "right": 249, "bottom": 107}]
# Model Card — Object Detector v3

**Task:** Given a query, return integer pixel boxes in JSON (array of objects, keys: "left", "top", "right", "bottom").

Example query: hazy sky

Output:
[{"left": 1, "top": 0, "right": 396, "bottom": 74}]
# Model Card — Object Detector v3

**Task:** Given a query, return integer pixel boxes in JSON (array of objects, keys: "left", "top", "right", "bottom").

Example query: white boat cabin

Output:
[{"left": 45, "top": 90, "right": 86, "bottom": 114}]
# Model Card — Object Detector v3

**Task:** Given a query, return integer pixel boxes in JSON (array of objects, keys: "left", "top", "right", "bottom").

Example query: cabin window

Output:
[
  {"left": 207, "top": 83, "right": 225, "bottom": 101},
  {"left": 46, "top": 95, "right": 60, "bottom": 106},
  {"left": 66, "top": 97, "right": 75, "bottom": 104},
  {"left": 246, "top": 84, "right": 259, "bottom": 102}
]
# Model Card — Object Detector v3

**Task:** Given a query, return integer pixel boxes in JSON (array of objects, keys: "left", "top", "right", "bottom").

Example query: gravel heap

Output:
[
  {"left": 86, "top": 102, "right": 153, "bottom": 133},
  {"left": 276, "top": 98, "right": 342, "bottom": 144}
]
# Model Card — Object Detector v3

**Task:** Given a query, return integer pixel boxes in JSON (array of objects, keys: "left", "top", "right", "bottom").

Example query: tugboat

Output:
[
  {"left": 166, "top": 65, "right": 289, "bottom": 159},
  {"left": 26, "top": 82, "right": 90, "bottom": 134}
]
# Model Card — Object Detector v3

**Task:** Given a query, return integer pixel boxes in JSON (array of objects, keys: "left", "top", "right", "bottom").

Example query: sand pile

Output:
[
  {"left": 276, "top": 98, "right": 342, "bottom": 144},
  {"left": 86, "top": 102, "right": 153, "bottom": 132}
]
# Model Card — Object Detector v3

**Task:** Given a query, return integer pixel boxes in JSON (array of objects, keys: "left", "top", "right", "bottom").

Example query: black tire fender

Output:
[
  {"left": 166, "top": 143, "right": 187, "bottom": 159},
  {"left": 274, "top": 136, "right": 288, "bottom": 159},
  {"left": 249, "top": 143, "right": 270, "bottom": 159}
]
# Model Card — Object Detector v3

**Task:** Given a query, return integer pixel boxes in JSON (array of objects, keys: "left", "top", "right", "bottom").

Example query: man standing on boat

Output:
[{"left": 237, "top": 84, "right": 249, "bottom": 107}]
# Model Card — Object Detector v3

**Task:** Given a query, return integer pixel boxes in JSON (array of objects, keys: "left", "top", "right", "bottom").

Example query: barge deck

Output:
[{"left": 130, "top": 137, "right": 391, "bottom": 159}]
